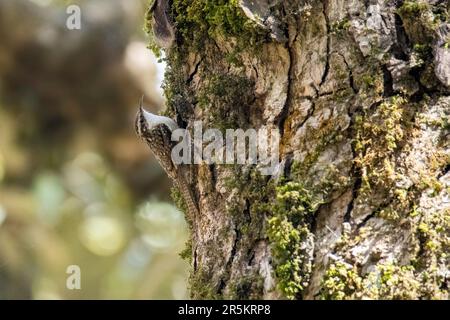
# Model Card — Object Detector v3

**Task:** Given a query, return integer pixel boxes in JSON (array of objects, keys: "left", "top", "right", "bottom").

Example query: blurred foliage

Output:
[{"left": 0, "top": 0, "right": 189, "bottom": 299}]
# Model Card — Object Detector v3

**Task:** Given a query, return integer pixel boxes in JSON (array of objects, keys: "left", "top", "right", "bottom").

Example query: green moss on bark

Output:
[
  {"left": 197, "top": 74, "right": 255, "bottom": 130},
  {"left": 320, "top": 259, "right": 448, "bottom": 300},
  {"left": 189, "top": 267, "right": 221, "bottom": 299},
  {"left": 172, "top": 0, "right": 265, "bottom": 48},
  {"left": 353, "top": 96, "right": 417, "bottom": 220},
  {"left": 267, "top": 182, "right": 321, "bottom": 299},
  {"left": 226, "top": 274, "right": 265, "bottom": 300},
  {"left": 397, "top": 0, "right": 443, "bottom": 45}
]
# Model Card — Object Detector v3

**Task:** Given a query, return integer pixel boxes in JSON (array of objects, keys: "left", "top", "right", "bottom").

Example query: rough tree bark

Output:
[{"left": 149, "top": 0, "right": 449, "bottom": 299}]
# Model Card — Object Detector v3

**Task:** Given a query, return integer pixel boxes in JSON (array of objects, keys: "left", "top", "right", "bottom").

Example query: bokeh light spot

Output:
[{"left": 79, "top": 215, "right": 126, "bottom": 256}]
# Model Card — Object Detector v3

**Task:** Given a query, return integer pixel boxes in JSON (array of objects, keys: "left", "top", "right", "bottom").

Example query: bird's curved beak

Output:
[
  {"left": 138, "top": 96, "right": 149, "bottom": 124},
  {"left": 135, "top": 96, "right": 148, "bottom": 138},
  {"left": 139, "top": 96, "right": 153, "bottom": 122}
]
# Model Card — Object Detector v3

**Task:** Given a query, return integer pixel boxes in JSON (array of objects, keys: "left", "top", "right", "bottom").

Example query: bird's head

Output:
[
  {"left": 135, "top": 97, "right": 151, "bottom": 140},
  {"left": 135, "top": 96, "right": 179, "bottom": 140}
]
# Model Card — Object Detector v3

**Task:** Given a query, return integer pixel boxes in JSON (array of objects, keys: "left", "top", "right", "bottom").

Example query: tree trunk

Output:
[{"left": 153, "top": 0, "right": 449, "bottom": 299}]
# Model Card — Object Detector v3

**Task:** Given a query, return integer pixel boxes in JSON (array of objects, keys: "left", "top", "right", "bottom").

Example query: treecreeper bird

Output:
[
  {"left": 148, "top": 0, "right": 175, "bottom": 49},
  {"left": 135, "top": 98, "right": 199, "bottom": 219}
]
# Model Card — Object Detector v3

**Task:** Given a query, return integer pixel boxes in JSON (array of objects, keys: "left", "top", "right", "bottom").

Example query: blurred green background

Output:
[{"left": 0, "top": 0, "right": 189, "bottom": 299}]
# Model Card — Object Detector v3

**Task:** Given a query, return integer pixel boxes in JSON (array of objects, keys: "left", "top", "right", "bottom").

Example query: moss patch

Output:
[
  {"left": 189, "top": 267, "right": 221, "bottom": 299},
  {"left": 226, "top": 273, "right": 265, "bottom": 300},
  {"left": 267, "top": 181, "right": 321, "bottom": 299},
  {"left": 172, "top": 0, "right": 265, "bottom": 49},
  {"left": 197, "top": 74, "right": 255, "bottom": 130},
  {"left": 397, "top": 1, "right": 440, "bottom": 45},
  {"left": 320, "top": 258, "right": 448, "bottom": 300},
  {"left": 353, "top": 96, "right": 419, "bottom": 220}
]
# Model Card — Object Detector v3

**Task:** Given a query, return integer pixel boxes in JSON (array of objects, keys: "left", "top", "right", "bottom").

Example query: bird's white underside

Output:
[{"left": 141, "top": 107, "right": 178, "bottom": 132}]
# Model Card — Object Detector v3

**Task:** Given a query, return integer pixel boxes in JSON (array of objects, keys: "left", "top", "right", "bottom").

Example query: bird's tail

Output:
[{"left": 175, "top": 178, "right": 199, "bottom": 220}]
